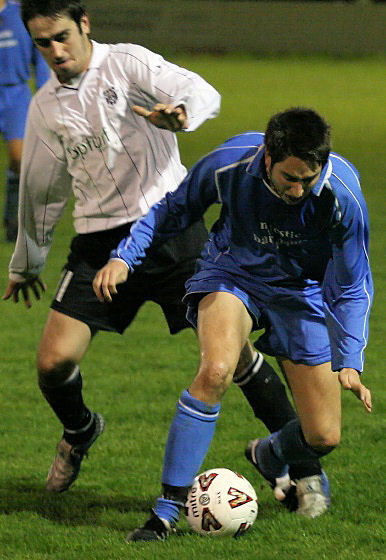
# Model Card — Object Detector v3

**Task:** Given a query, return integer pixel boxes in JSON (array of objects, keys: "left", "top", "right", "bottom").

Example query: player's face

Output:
[
  {"left": 28, "top": 14, "right": 92, "bottom": 84},
  {"left": 265, "top": 153, "right": 322, "bottom": 205}
]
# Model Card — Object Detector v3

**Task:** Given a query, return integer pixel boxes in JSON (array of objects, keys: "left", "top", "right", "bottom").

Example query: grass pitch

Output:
[{"left": 0, "top": 55, "right": 385, "bottom": 560}]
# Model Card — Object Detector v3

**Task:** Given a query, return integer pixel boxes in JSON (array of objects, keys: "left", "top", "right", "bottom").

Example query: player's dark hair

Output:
[
  {"left": 265, "top": 108, "right": 331, "bottom": 169},
  {"left": 21, "top": 0, "right": 87, "bottom": 33}
]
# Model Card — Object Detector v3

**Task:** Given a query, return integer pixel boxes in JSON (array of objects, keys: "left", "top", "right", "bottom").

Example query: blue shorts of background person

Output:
[
  {"left": 0, "top": 82, "right": 31, "bottom": 240},
  {"left": 0, "top": 83, "right": 31, "bottom": 141}
]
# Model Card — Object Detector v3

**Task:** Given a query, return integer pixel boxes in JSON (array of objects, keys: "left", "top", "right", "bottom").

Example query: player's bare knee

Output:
[
  {"left": 197, "top": 360, "right": 234, "bottom": 396},
  {"left": 37, "top": 355, "right": 77, "bottom": 388}
]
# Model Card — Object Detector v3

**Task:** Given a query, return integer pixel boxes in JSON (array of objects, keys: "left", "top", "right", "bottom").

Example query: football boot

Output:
[{"left": 46, "top": 412, "right": 105, "bottom": 492}]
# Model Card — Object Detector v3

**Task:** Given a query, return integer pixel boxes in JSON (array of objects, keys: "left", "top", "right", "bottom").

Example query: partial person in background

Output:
[
  {"left": 3, "top": 0, "right": 327, "bottom": 521},
  {"left": 0, "top": 0, "right": 49, "bottom": 241},
  {"left": 94, "top": 107, "right": 373, "bottom": 541}
]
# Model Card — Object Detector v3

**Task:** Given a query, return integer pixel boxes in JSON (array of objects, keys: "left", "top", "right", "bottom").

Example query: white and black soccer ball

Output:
[{"left": 185, "top": 467, "right": 258, "bottom": 537}]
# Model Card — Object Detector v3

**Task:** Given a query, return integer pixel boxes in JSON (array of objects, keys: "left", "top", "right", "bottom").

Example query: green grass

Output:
[{"left": 0, "top": 55, "right": 385, "bottom": 559}]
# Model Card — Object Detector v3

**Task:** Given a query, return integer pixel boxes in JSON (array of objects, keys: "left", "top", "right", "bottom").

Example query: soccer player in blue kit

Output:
[
  {"left": 0, "top": 0, "right": 49, "bottom": 241},
  {"left": 94, "top": 107, "right": 373, "bottom": 541}
]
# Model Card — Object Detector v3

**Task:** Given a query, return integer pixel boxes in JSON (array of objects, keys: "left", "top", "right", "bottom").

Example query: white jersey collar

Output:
[
  {"left": 87, "top": 40, "right": 110, "bottom": 69},
  {"left": 311, "top": 159, "right": 333, "bottom": 196},
  {"left": 51, "top": 40, "right": 109, "bottom": 90}
]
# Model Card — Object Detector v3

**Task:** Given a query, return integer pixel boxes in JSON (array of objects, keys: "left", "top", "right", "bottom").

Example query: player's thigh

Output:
[
  {"left": 279, "top": 359, "right": 341, "bottom": 447},
  {"left": 38, "top": 309, "right": 93, "bottom": 373},
  {"left": 190, "top": 292, "right": 253, "bottom": 401},
  {"left": 198, "top": 292, "right": 253, "bottom": 361}
]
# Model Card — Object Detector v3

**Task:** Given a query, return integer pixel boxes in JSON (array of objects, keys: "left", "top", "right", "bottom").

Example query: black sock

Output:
[
  {"left": 234, "top": 352, "right": 297, "bottom": 432},
  {"left": 162, "top": 483, "right": 190, "bottom": 506},
  {"left": 289, "top": 461, "right": 322, "bottom": 479},
  {"left": 234, "top": 353, "right": 322, "bottom": 479},
  {"left": 4, "top": 169, "right": 19, "bottom": 223},
  {"left": 39, "top": 367, "right": 93, "bottom": 444}
]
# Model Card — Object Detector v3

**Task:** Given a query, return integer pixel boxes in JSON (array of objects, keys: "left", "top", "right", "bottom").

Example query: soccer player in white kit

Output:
[{"left": 3, "top": 0, "right": 328, "bottom": 519}]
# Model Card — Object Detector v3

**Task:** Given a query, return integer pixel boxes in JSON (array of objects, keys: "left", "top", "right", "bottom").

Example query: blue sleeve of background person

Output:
[
  {"left": 31, "top": 45, "right": 50, "bottom": 89},
  {"left": 0, "top": 2, "right": 48, "bottom": 87},
  {"left": 322, "top": 163, "right": 373, "bottom": 372},
  {"left": 110, "top": 153, "right": 221, "bottom": 269}
]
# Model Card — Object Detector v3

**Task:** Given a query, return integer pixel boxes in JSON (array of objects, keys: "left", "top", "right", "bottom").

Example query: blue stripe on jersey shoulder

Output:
[
  {"left": 192, "top": 132, "right": 263, "bottom": 173},
  {"left": 206, "top": 131, "right": 263, "bottom": 162},
  {"left": 330, "top": 152, "right": 360, "bottom": 182},
  {"left": 219, "top": 131, "right": 264, "bottom": 149}
]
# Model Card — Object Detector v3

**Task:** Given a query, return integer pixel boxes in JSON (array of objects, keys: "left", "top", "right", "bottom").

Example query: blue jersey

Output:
[
  {"left": 0, "top": 1, "right": 49, "bottom": 87},
  {"left": 112, "top": 132, "right": 373, "bottom": 371}
]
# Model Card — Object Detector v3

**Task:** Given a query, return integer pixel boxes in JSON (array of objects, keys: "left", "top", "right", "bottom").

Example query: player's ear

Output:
[
  {"left": 80, "top": 15, "right": 90, "bottom": 35},
  {"left": 264, "top": 150, "right": 271, "bottom": 171}
]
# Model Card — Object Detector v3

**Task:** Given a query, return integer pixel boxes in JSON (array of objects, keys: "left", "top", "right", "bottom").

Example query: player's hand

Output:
[
  {"left": 132, "top": 103, "right": 188, "bottom": 132},
  {"left": 93, "top": 259, "right": 129, "bottom": 303},
  {"left": 2, "top": 276, "right": 46, "bottom": 309},
  {"left": 338, "top": 368, "right": 372, "bottom": 412}
]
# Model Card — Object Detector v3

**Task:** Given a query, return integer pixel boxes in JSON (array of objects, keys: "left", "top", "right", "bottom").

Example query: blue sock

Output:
[
  {"left": 154, "top": 390, "right": 220, "bottom": 523},
  {"left": 162, "top": 390, "right": 220, "bottom": 486},
  {"left": 154, "top": 497, "right": 181, "bottom": 525},
  {"left": 154, "top": 391, "right": 220, "bottom": 523}
]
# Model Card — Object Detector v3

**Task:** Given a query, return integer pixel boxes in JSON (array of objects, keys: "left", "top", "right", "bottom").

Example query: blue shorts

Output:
[
  {"left": 0, "top": 83, "right": 31, "bottom": 141},
  {"left": 184, "top": 265, "right": 331, "bottom": 366}
]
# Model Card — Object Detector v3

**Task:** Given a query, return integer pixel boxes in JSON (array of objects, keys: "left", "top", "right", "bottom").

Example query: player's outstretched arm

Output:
[
  {"left": 132, "top": 103, "right": 188, "bottom": 132},
  {"left": 338, "top": 368, "right": 372, "bottom": 413},
  {"left": 93, "top": 260, "right": 130, "bottom": 303},
  {"left": 2, "top": 277, "right": 46, "bottom": 309}
]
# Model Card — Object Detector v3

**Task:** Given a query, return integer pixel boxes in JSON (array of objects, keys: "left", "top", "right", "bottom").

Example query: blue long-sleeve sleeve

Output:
[
  {"left": 0, "top": 1, "right": 49, "bottom": 88},
  {"left": 322, "top": 179, "right": 373, "bottom": 372}
]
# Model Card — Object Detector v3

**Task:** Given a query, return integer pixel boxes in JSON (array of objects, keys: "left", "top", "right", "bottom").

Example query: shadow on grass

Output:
[
  {"left": 0, "top": 478, "right": 155, "bottom": 528},
  {"left": 0, "top": 478, "right": 279, "bottom": 538}
]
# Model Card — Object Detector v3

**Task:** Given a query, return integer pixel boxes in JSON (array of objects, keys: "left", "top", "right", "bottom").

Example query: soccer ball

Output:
[{"left": 185, "top": 468, "right": 258, "bottom": 537}]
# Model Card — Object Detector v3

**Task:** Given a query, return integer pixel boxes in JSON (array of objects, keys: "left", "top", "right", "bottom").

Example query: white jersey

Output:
[{"left": 9, "top": 40, "right": 220, "bottom": 281}]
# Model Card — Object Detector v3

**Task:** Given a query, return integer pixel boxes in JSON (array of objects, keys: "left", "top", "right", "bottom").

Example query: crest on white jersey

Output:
[{"left": 103, "top": 87, "right": 118, "bottom": 106}]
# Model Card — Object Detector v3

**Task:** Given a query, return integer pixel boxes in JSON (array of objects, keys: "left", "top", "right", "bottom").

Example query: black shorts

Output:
[{"left": 50, "top": 220, "right": 208, "bottom": 334}]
